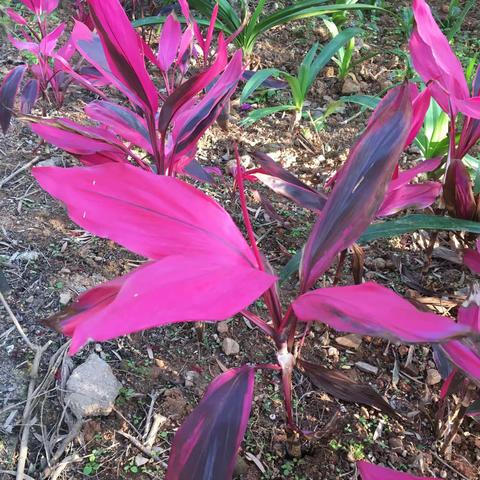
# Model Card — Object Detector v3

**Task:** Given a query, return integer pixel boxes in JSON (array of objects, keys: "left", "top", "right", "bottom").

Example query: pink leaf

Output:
[
  {"left": 300, "top": 85, "right": 412, "bottom": 290},
  {"left": 442, "top": 340, "right": 480, "bottom": 381},
  {"left": 166, "top": 366, "right": 255, "bottom": 479},
  {"left": 293, "top": 282, "right": 471, "bottom": 343},
  {"left": 464, "top": 240, "right": 480, "bottom": 275},
  {"left": 453, "top": 96, "right": 480, "bottom": 120},
  {"left": 85, "top": 100, "right": 152, "bottom": 153},
  {"left": 32, "top": 163, "right": 263, "bottom": 265},
  {"left": 358, "top": 460, "right": 439, "bottom": 479},
  {"left": 169, "top": 50, "right": 243, "bottom": 171},
  {"left": 87, "top": 0, "right": 158, "bottom": 113},
  {"left": 0, "top": 65, "right": 26, "bottom": 134},
  {"left": 39, "top": 23, "right": 65, "bottom": 56},
  {"left": 6, "top": 9, "right": 27, "bottom": 26},
  {"left": 408, "top": 85, "right": 432, "bottom": 145},
  {"left": 176, "top": 27, "right": 194, "bottom": 74},
  {"left": 8, "top": 34, "right": 39, "bottom": 55},
  {"left": 444, "top": 159, "right": 476, "bottom": 220},
  {"left": 410, "top": 0, "right": 468, "bottom": 110},
  {"left": 158, "top": 32, "right": 228, "bottom": 136},
  {"left": 157, "top": 13, "right": 182, "bottom": 72},
  {"left": 377, "top": 182, "right": 441, "bottom": 217},
  {"left": 49, "top": 256, "right": 273, "bottom": 354}
]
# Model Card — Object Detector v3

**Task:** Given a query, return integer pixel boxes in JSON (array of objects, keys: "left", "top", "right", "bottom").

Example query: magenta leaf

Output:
[
  {"left": 39, "top": 23, "right": 65, "bottom": 56},
  {"left": 20, "top": 79, "right": 39, "bottom": 114},
  {"left": 85, "top": 100, "right": 152, "bottom": 153},
  {"left": 6, "top": 8, "right": 27, "bottom": 25},
  {"left": 87, "top": 0, "right": 158, "bottom": 113},
  {"left": 252, "top": 152, "right": 327, "bottom": 211},
  {"left": 293, "top": 282, "right": 471, "bottom": 343},
  {"left": 30, "top": 118, "right": 127, "bottom": 161},
  {"left": 464, "top": 240, "right": 480, "bottom": 275},
  {"left": 0, "top": 65, "right": 27, "bottom": 134},
  {"left": 358, "top": 461, "right": 439, "bottom": 479},
  {"left": 166, "top": 366, "right": 255, "bottom": 480},
  {"left": 410, "top": 0, "right": 468, "bottom": 112},
  {"left": 158, "top": 33, "right": 228, "bottom": 135},
  {"left": 444, "top": 159, "right": 476, "bottom": 220},
  {"left": 300, "top": 85, "right": 412, "bottom": 289},
  {"left": 157, "top": 13, "right": 182, "bottom": 72},
  {"left": 48, "top": 256, "right": 273, "bottom": 353},
  {"left": 377, "top": 182, "right": 441, "bottom": 217},
  {"left": 32, "top": 162, "right": 267, "bottom": 265},
  {"left": 299, "top": 359, "right": 397, "bottom": 417},
  {"left": 169, "top": 51, "right": 243, "bottom": 170}
]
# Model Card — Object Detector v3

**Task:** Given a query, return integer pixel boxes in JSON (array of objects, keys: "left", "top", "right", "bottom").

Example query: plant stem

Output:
[{"left": 234, "top": 144, "right": 264, "bottom": 271}]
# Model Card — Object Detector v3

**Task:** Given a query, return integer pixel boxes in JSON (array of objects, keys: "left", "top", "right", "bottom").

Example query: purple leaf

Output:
[
  {"left": 443, "top": 159, "right": 476, "bottom": 220},
  {"left": 300, "top": 85, "right": 412, "bottom": 290},
  {"left": 0, "top": 65, "right": 26, "bottom": 134},
  {"left": 166, "top": 366, "right": 255, "bottom": 480},
  {"left": 85, "top": 100, "right": 152, "bottom": 153},
  {"left": 20, "top": 79, "right": 39, "bottom": 114},
  {"left": 158, "top": 33, "right": 228, "bottom": 136},
  {"left": 299, "top": 359, "right": 397, "bottom": 417},
  {"left": 463, "top": 240, "right": 480, "bottom": 275},
  {"left": 252, "top": 152, "right": 327, "bottom": 211},
  {"left": 293, "top": 282, "right": 471, "bottom": 343}
]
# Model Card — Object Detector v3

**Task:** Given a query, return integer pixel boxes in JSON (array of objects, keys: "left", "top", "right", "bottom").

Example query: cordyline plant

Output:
[
  {"left": 33, "top": 84, "right": 479, "bottom": 479},
  {"left": 409, "top": 0, "right": 480, "bottom": 221},
  {"left": 5, "top": 0, "right": 242, "bottom": 180},
  {"left": 0, "top": 0, "right": 71, "bottom": 128}
]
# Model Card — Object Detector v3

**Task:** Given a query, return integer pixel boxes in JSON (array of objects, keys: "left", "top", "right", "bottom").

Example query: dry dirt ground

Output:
[{"left": 0, "top": 1, "right": 479, "bottom": 479}]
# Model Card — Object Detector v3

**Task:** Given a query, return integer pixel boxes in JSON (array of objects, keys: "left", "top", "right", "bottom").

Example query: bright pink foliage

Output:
[{"left": 358, "top": 461, "right": 439, "bottom": 479}]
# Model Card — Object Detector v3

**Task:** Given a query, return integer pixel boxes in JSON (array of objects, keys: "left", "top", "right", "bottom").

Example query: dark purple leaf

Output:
[
  {"left": 20, "top": 79, "right": 39, "bottom": 114},
  {"left": 166, "top": 366, "right": 255, "bottom": 480},
  {"left": 252, "top": 152, "right": 327, "bottom": 211},
  {"left": 183, "top": 159, "right": 214, "bottom": 183},
  {"left": 299, "top": 359, "right": 398, "bottom": 417},
  {"left": 300, "top": 85, "right": 412, "bottom": 290},
  {"left": 0, "top": 65, "right": 27, "bottom": 134}
]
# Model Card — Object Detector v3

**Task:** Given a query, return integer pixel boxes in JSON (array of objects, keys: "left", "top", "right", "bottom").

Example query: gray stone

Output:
[
  {"left": 216, "top": 321, "right": 229, "bottom": 334},
  {"left": 66, "top": 353, "right": 121, "bottom": 418},
  {"left": 222, "top": 338, "right": 240, "bottom": 356},
  {"left": 59, "top": 292, "right": 71, "bottom": 306},
  {"left": 355, "top": 361, "right": 379, "bottom": 375},
  {"left": 426, "top": 368, "right": 442, "bottom": 386}
]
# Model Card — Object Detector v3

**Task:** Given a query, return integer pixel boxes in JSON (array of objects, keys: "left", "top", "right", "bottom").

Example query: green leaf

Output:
[
  {"left": 341, "top": 94, "right": 380, "bottom": 109},
  {"left": 240, "top": 68, "right": 282, "bottom": 103},
  {"left": 240, "top": 105, "right": 295, "bottom": 127},
  {"left": 83, "top": 465, "right": 94, "bottom": 476},
  {"left": 280, "top": 249, "right": 302, "bottom": 283},
  {"left": 359, "top": 214, "right": 480, "bottom": 243}
]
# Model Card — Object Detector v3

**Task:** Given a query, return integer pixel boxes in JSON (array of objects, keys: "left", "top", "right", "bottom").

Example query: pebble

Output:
[
  {"left": 336, "top": 334, "right": 362, "bottom": 350},
  {"left": 184, "top": 370, "right": 200, "bottom": 388},
  {"left": 426, "top": 368, "right": 442, "bottom": 385},
  {"left": 341, "top": 77, "right": 361, "bottom": 94},
  {"left": 222, "top": 338, "right": 239, "bottom": 356},
  {"left": 59, "top": 292, "right": 72, "bottom": 306},
  {"left": 216, "top": 321, "right": 229, "bottom": 334},
  {"left": 355, "top": 361, "right": 378, "bottom": 375}
]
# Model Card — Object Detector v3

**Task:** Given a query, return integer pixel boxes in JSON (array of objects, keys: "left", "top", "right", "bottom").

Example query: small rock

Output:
[
  {"left": 336, "top": 334, "right": 362, "bottom": 350},
  {"left": 341, "top": 77, "right": 361, "bottom": 94},
  {"left": 222, "top": 338, "right": 239, "bottom": 356},
  {"left": 59, "top": 292, "right": 72, "bottom": 306},
  {"left": 389, "top": 437, "right": 404, "bottom": 451},
  {"left": 66, "top": 353, "right": 122, "bottom": 418},
  {"left": 217, "top": 321, "right": 229, "bottom": 334},
  {"left": 372, "top": 258, "right": 386, "bottom": 270},
  {"left": 135, "top": 455, "right": 149, "bottom": 467},
  {"left": 184, "top": 370, "right": 200, "bottom": 388},
  {"left": 328, "top": 346, "right": 339, "bottom": 358},
  {"left": 426, "top": 368, "right": 442, "bottom": 385},
  {"left": 37, "top": 157, "right": 62, "bottom": 168},
  {"left": 355, "top": 361, "right": 378, "bottom": 375},
  {"left": 440, "top": 4, "right": 449, "bottom": 14}
]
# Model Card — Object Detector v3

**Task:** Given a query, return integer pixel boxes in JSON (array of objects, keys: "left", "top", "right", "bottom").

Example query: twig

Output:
[
  {"left": 145, "top": 413, "right": 166, "bottom": 449},
  {"left": 0, "top": 291, "right": 35, "bottom": 350},
  {"left": 116, "top": 430, "right": 166, "bottom": 461},
  {"left": 0, "top": 156, "right": 41, "bottom": 189},
  {"left": 431, "top": 451, "right": 469, "bottom": 480},
  {"left": 143, "top": 391, "right": 160, "bottom": 441},
  {"left": 0, "top": 471, "right": 36, "bottom": 480}
]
